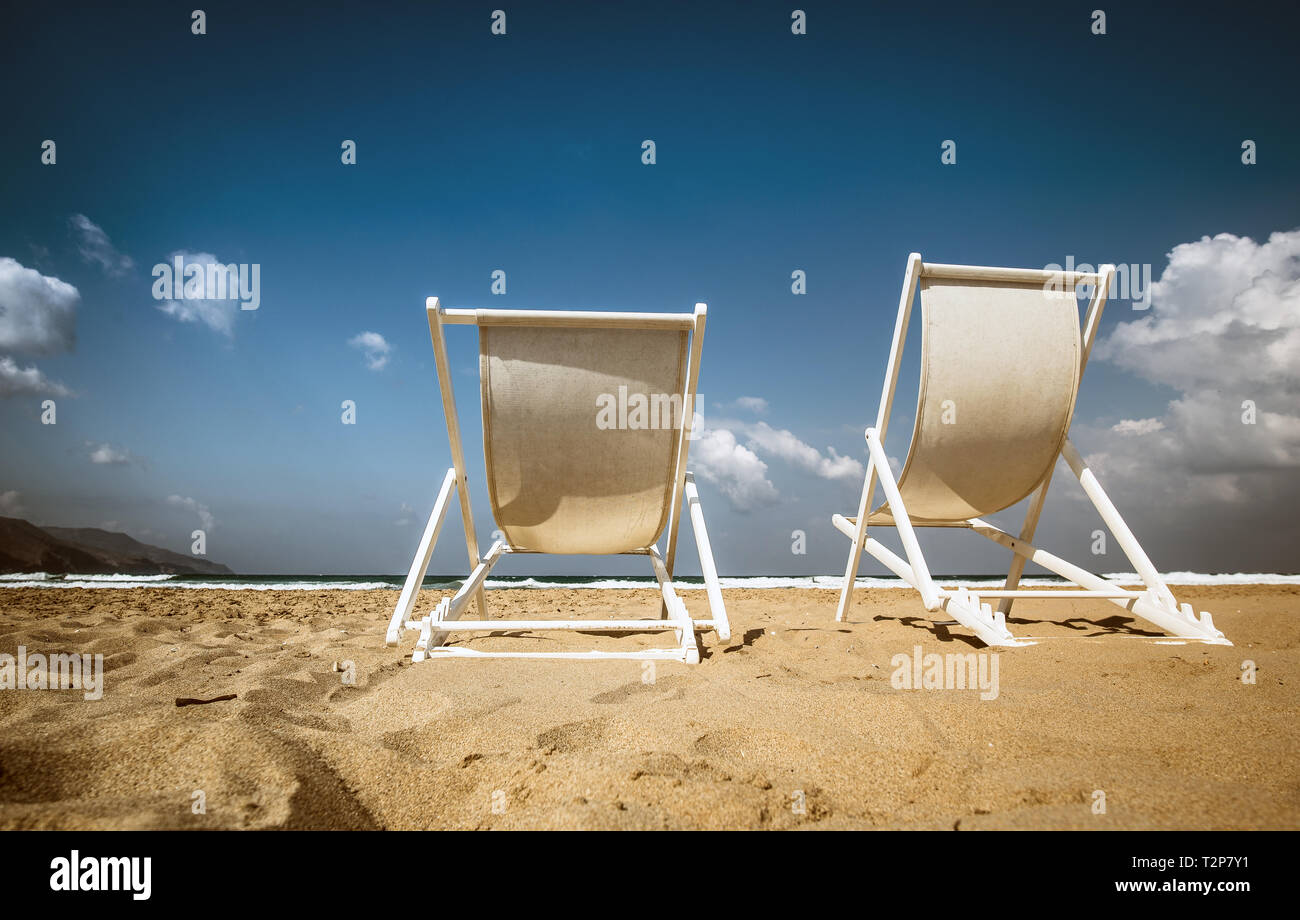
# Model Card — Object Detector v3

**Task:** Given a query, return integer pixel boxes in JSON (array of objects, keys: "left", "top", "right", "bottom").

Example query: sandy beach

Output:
[{"left": 0, "top": 584, "right": 1295, "bottom": 830}]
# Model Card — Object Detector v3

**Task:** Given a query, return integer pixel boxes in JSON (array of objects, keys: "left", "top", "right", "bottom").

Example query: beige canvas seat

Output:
[
  {"left": 386, "top": 300, "right": 730, "bottom": 662},
  {"left": 481, "top": 324, "right": 686, "bottom": 554},
  {"left": 832, "top": 254, "right": 1230, "bottom": 647}
]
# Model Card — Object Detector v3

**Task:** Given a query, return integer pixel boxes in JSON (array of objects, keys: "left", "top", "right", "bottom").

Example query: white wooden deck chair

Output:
[
  {"left": 385, "top": 299, "right": 730, "bottom": 662},
  {"left": 832, "top": 254, "right": 1230, "bottom": 648}
]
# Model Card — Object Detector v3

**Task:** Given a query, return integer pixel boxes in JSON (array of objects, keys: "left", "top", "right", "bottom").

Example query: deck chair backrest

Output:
[
  {"left": 880, "top": 272, "right": 1083, "bottom": 523},
  {"left": 480, "top": 323, "right": 690, "bottom": 554}
]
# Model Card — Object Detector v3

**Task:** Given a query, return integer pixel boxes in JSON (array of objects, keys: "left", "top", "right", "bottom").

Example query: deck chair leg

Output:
[
  {"left": 683, "top": 473, "right": 730, "bottom": 641},
  {"left": 1057, "top": 440, "right": 1226, "bottom": 642},
  {"left": 836, "top": 451, "right": 877, "bottom": 622},
  {"left": 996, "top": 472, "right": 1054, "bottom": 617},
  {"left": 386, "top": 467, "right": 458, "bottom": 646},
  {"left": 864, "top": 428, "right": 941, "bottom": 611},
  {"left": 856, "top": 527, "right": 1022, "bottom": 647},
  {"left": 649, "top": 547, "right": 700, "bottom": 663},
  {"left": 663, "top": 303, "right": 708, "bottom": 584},
  {"left": 838, "top": 253, "right": 922, "bottom": 621},
  {"left": 1060, "top": 439, "right": 1178, "bottom": 608},
  {"left": 420, "top": 542, "right": 508, "bottom": 656},
  {"left": 427, "top": 298, "right": 489, "bottom": 620},
  {"left": 835, "top": 533, "right": 864, "bottom": 622},
  {"left": 861, "top": 427, "right": 1020, "bottom": 647},
  {"left": 969, "top": 519, "right": 1228, "bottom": 644},
  {"left": 418, "top": 542, "right": 706, "bottom": 662}
]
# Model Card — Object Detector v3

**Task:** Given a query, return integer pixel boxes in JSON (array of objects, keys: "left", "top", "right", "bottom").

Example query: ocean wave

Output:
[
  {"left": 0, "top": 572, "right": 1295, "bottom": 590},
  {"left": 483, "top": 577, "right": 657, "bottom": 590},
  {"left": 1101, "top": 571, "right": 1300, "bottom": 586},
  {"left": 64, "top": 573, "right": 178, "bottom": 582},
  {"left": 157, "top": 581, "right": 399, "bottom": 591},
  {"left": 2, "top": 579, "right": 398, "bottom": 591}
]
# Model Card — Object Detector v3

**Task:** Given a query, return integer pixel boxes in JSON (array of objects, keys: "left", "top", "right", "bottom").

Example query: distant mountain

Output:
[
  {"left": 0, "top": 518, "right": 106, "bottom": 574},
  {"left": 0, "top": 517, "right": 233, "bottom": 575}
]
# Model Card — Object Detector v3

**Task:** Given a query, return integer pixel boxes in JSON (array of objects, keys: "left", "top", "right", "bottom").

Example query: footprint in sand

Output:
[
  {"left": 588, "top": 676, "right": 685, "bottom": 704},
  {"left": 535, "top": 717, "right": 609, "bottom": 753}
]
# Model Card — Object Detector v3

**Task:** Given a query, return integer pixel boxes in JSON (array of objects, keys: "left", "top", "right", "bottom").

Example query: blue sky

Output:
[{"left": 2, "top": 1, "right": 1298, "bottom": 576}]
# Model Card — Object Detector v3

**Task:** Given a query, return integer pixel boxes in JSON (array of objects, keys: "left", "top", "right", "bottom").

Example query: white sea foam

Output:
[
  {"left": 66, "top": 573, "right": 177, "bottom": 582},
  {"left": 1, "top": 578, "right": 397, "bottom": 591},
  {"left": 156, "top": 580, "right": 397, "bottom": 591},
  {"left": 533, "top": 574, "right": 1300, "bottom": 590},
  {"left": 0, "top": 573, "right": 1295, "bottom": 590},
  {"left": 482, "top": 577, "right": 658, "bottom": 590},
  {"left": 1102, "top": 571, "right": 1300, "bottom": 585}
]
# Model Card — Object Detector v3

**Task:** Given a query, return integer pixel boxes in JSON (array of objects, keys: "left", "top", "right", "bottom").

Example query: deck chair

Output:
[
  {"left": 385, "top": 299, "right": 730, "bottom": 662},
  {"left": 832, "top": 254, "right": 1230, "bottom": 647}
]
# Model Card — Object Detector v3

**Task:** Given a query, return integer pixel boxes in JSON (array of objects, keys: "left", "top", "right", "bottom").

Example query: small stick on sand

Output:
[{"left": 175, "top": 694, "right": 237, "bottom": 707}]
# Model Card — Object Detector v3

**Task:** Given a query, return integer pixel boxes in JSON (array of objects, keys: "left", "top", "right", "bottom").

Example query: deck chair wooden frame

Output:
[
  {"left": 386, "top": 299, "right": 730, "bottom": 662},
  {"left": 832, "top": 254, "right": 1230, "bottom": 648}
]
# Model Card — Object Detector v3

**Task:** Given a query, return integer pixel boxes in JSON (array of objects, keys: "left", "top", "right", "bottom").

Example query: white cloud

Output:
[
  {"left": 349, "top": 331, "right": 392, "bottom": 370},
  {"left": 691, "top": 427, "right": 779, "bottom": 511},
  {"left": 87, "top": 442, "right": 133, "bottom": 466},
  {"left": 0, "top": 356, "right": 70, "bottom": 397},
  {"left": 688, "top": 415, "right": 865, "bottom": 510},
  {"left": 721, "top": 396, "right": 768, "bottom": 415},
  {"left": 0, "top": 490, "right": 24, "bottom": 517},
  {"left": 1111, "top": 417, "right": 1165, "bottom": 436},
  {"left": 1087, "top": 230, "right": 1300, "bottom": 511},
  {"left": 1097, "top": 230, "right": 1300, "bottom": 403},
  {"left": 70, "top": 214, "right": 134, "bottom": 277},
  {"left": 167, "top": 494, "right": 215, "bottom": 532},
  {"left": 0, "top": 257, "right": 79, "bottom": 355},
  {"left": 740, "top": 421, "right": 865, "bottom": 482},
  {"left": 1097, "top": 230, "right": 1300, "bottom": 472},
  {"left": 154, "top": 251, "right": 242, "bottom": 336}
]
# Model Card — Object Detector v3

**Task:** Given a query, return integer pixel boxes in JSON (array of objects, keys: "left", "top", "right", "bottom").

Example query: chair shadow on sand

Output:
[{"left": 873, "top": 609, "right": 1166, "bottom": 647}]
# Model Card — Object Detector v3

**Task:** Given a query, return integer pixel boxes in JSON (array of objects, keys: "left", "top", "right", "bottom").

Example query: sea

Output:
[{"left": 1, "top": 572, "right": 1297, "bottom": 591}]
